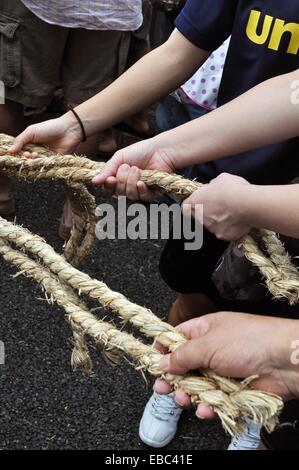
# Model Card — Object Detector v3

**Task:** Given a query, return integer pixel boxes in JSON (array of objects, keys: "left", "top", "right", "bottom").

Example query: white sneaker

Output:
[
  {"left": 228, "top": 418, "right": 262, "bottom": 450},
  {"left": 139, "top": 392, "right": 183, "bottom": 448}
]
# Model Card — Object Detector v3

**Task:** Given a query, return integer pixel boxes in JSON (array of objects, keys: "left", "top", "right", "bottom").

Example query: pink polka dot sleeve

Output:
[{"left": 181, "top": 38, "right": 231, "bottom": 110}]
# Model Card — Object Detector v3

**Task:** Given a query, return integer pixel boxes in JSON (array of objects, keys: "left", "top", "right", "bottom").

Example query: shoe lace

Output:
[{"left": 151, "top": 393, "right": 180, "bottom": 421}]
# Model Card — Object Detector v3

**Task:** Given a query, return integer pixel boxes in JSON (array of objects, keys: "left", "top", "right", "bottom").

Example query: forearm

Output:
[
  {"left": 66, "top": 31, "right": 209, "bottom": 136},
  {"left": 151, "top": 70, "right": 299, "bottom": 169},
  {"left": 241, "top": 184, "right": 299, "bottom": 238}
]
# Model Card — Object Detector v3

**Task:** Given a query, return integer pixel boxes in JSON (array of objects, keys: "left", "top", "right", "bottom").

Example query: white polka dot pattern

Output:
[{"left": 181, "top": 38, "right": 230, "bottom": 110}]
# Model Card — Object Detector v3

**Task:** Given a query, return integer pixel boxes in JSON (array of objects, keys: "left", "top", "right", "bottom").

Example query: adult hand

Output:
[
  {"left": 92, "top": 139, "right": 176, "bottom": 201},
  {"left": 182, "top": 173, "right": 253, "bottom": 240},
  {"left": 9, "top": 113, "right": 83, "bottom": 156},
  {"left": 154, "top": 312, "right": 299, "bottom": 419}
]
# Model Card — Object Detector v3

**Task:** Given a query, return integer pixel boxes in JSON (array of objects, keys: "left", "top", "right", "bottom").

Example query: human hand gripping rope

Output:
[{"left": 1, "top": 133, "right": 299, "bottom": 435}]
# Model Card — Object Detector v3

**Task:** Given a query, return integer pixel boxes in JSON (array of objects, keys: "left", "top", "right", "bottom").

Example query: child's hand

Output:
[
  {"left": 154, "top": 313, "right": 299, "bottom": 419},
  {"left": 92, "top": 140, "right": 176, "bottom": 201},
  {"left": 9, "top": 113, "right": 83, "bottom": 156},
  {"left": 182, "top": 173, "right": 253, "bottom": 240}
]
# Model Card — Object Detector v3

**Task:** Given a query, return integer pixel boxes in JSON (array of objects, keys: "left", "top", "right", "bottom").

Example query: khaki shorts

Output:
[{"left": 0, "top": 0, "right": 130, "bottom": 107}]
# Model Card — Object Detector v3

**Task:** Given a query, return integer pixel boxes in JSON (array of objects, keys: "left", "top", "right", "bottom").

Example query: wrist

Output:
[
  {"left": 151, "top": 127, "right": 192, "bottom": 170},
  {"left": 59, "top": 112, "right": 84, "bottom": 146},
  {"left": 60, "top": 111, "right": 82, "bottom": 136},
  {"left": 148, "top": 135, "right": 178, "bottom": 172},
  {"left": 238, "top": 183, "right": 262, "bottom": 227}
]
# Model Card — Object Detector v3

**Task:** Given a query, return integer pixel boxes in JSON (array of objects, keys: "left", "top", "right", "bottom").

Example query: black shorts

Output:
[
  {"left": 159, "top": 223, "right": 228, "bottom": 296},
  {"left": 261, "top": 400, "right": 299, "bottom": 450},
  {"left": 159, "top": 218, "right": 299, "bottom": 319}
]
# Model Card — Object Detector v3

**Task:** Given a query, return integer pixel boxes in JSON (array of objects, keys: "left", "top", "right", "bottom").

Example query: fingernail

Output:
[
  {"left": 137, "top": 182, "right": 146, "bottom": 193},
  {"left": 121, "top": 164, "right": 129, "bottom": 172},
  {"left": 175, "top": 398, "right": 184, "bottom": 407},
  {"left": 196, "top": 410, "right": 206, "bottom": 420},
  {"left": 160, "top": 355, "right": 170, "bottom": 371}
]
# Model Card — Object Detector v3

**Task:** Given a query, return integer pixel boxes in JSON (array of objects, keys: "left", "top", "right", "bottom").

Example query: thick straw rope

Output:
[
  {"left": 240, "top": 231, "right": 299, "bottom": 304},
  {"left": 1, "top": 133, "right": 299, "bottom": 302},
  {"left": 0, "top": 225, "right": 282, "bottom": 436},
  {"left": 0, "top": 132, "right": 294, "bottom": 435}
]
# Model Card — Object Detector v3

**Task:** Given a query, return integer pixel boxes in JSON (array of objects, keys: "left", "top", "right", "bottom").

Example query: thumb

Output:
[
  {"left": 160, "top": 338, "right": 210, "bottom": 376},
  {"left": 181, "top": 193, "right": 194, "bottom": 212},
  {"left": 92, "top": 151, "right": 124, "bottom": 185},
  {"left": 181, "top": 190, "right": 204, "bottom": 222},
  {"left": 9, "top": 126, "right": 35, "bottom": 154}
]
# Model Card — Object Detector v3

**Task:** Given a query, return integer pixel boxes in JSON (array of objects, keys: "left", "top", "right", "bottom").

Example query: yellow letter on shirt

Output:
[
  {"left": 269, "top": 19, "right": 299, "bottom": 54},
  {"left": 246, "top": 10, "right": 273, "bottom": 45}
]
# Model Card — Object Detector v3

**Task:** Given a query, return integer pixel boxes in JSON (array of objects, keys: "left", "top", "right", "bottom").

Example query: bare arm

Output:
[
  {"left": 242, "top": 183, "right": 299, "bottom": 238},
  {"left": 151, "top": 69, "right": 299, "bottom": 169},
  {"left": 72, "top": 31, "right": 210, "bottom": 136},
  {"left": 90, "top": 68, "right": 299, "bottom": 204},
  {"left": 182, "top": 175, "right": 299, "bottom": 241},
  {"left": 10, "top": 30, "right": 210, "bottom": 155}
]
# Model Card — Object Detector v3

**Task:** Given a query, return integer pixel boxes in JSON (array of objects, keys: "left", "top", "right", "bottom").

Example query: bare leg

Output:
[
  {"left": 125, "top": 32, "right": 152, "bottom": 136},
  {"left": 0, "top": 100, "right": 24, "bottom": 202},
  {"left": 0, "top": 175, "right": 12, "bottom": 202},
  {"left": 125, "top": 112, "right": 152, "bottom": 136},
  {"left": 75, "top": 131, "right": 100, "bottom": 160},
  {"left": 60, "top": 197, "right": 73, "bottom": 238},
  {"left": 168, "top": 293, "right": 217, "bottom": 327},
  {"left": 258, "top": 442, "right": 267, "bottom": 450},
  {"left": 98, "top": 128, "right": 118, "bottom": 154}
]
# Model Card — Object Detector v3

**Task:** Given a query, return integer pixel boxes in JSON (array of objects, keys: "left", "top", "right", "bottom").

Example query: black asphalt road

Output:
[{"left": 0, "top": 176, "right": 229, "bottom": 450}]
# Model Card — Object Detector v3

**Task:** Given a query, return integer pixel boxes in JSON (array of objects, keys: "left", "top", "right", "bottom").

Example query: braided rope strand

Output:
[
  {"left": 0, "top": 133, "right": 294, "bottom": 435},
  {"left": 0, "top": 237, "right": 282, "bottom": 435},
  {"left": 1, "top": 133, "right": 299, "bottom": 301}
]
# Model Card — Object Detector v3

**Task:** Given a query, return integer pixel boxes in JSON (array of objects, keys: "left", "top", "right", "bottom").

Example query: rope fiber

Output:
[{"left": 1, "top": 133, "right": 296, "bottom": 436}]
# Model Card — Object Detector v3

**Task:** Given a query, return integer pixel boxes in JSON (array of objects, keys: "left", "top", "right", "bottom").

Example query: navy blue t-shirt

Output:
[{"left": 175, "top": 0, "right": 299, "bottom": 184}]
